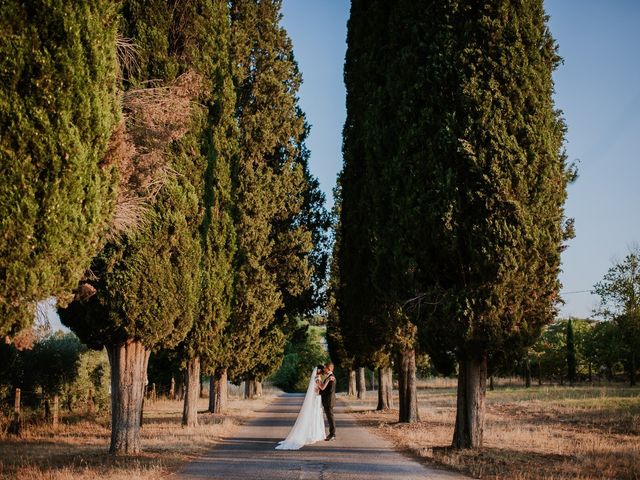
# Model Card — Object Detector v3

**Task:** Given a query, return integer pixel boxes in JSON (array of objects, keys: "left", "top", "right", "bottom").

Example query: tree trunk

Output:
[
  {"left": 538, "top": 360, "right": 542, "bottom": 386},
  {"left": 525, "top": 359, "right": 531, "bottom": 388},
  {"left": 376, "top": 367, "right": 393, "bottom": 410},
  {"left": 452, "top": 353, "right": 487, "bottom": 449},
  {"left": 397, "top": 348, "right": 419, "bottom": 423},
  {"left": 588, "top": 363, "right": 593, "bottom": 383},
  {"left": 182, "top": 356, "right": 200, "bottom": 427},
  {"left": 208, "top": 376, "right": 215, "bottom": 412},
  {"left": 106, "top": 340, "right": 149, "bottom": 455},
  {"left": 356, "top": 367, "right": 366, "bottom": 400},
  {"left": 52, "top": 395, "right": 59, "bottom": 428},
  {"left": 630, "top": 352, "right": 637, "bottom": 387},
  {"left": 255, "top": 380, "right": 263, "bottom": 397},
  {"left": 347, "top": 369, "right": 356, "bottom": 396},
  {"left": 209, "top": 368, "right": 228, "bottom": 414},
  {"left": 244, "top": 377, "right": 259, "bottom": 399},
  {"left": 489, "top": 375, "right": 494, "bottom": 391},
  {"left": 177, "top": 378, "right": 185, "bottom": 401}
]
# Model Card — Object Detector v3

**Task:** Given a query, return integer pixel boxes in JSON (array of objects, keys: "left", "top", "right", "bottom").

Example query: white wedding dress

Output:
[{"left": 275, "top": 367, "right": 326, "bottom": 450}]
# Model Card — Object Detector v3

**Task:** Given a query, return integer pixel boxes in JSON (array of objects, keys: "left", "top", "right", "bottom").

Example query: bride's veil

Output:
[{"left": 275, "top": 367, "right": 319, "bottom": 450}]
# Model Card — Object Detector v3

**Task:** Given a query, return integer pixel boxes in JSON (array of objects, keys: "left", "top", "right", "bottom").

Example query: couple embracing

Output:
[{"left": 275, "top": 362, "right": 337, "bottom": 450}]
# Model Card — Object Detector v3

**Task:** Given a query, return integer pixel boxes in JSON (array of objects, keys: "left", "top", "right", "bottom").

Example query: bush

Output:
[
  {"left": 0, "top": 331, "right": 110, "bottom": 413},
  {"left": 271, "top": 324, "right": 327, "bottom": 392}
]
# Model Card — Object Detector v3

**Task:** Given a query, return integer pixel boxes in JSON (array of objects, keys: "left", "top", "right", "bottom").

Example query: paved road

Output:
[{"left": 178, "top": 394, "right": 470, "bottom": 480}]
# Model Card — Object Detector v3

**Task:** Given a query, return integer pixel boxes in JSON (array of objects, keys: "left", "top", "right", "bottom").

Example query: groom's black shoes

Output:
[{"left": 325, "top": 434, "right": 336, "bottom": 441}]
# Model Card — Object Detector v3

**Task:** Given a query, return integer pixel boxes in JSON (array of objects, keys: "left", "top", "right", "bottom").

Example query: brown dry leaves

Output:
[{"left": 104, "top": 71, "right": 204, "bottom": 238}]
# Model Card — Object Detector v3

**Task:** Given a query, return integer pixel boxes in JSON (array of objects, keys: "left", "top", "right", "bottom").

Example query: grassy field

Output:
[
  {"left": 344, "top": 379, "right": 640, "bottom": 480},
  {"left": 0, "top": 387, "right": 277, "bottom": 480}
]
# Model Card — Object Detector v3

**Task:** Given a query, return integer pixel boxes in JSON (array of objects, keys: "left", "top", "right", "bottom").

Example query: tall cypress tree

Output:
[
  {"left": 341, "top": 0, "right": 571, "bottom": 443},
  {"left": 338, "top": 0, "right": 385, "bottom": 374},
  {"left": 172, "top": 0, "right": 238, "bottom": 429},
  {"left": 0, "top": 1, "right": 119, "bottom": 337},
  {"left": 399, "top": 1, "right": 572, "bottom": 448},
  {"left": 326, "top": 186, "right": 356, "bottom": 392},
  {"left": 59, "top": 0, "right": 220, "bottom": 453},
  {"left": 226, "top": 0, "right": 315, "bottom": 386},
  {"left": 339, "top": 0, "right": 418, "bottom": 421}
]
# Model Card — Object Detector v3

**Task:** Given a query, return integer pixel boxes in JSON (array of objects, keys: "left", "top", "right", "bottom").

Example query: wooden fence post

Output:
[
  {"left": 8, "top": 388, "right": 22, "bottom": 435},
  {"left": 14, "top": 388, "right": 20, "bottom": 414},
  {"left": 52, "top": 395, "right": 59, "bottom": 428},
  {"left": 87, "top": 388, "right": 95, "bottom": 414}
]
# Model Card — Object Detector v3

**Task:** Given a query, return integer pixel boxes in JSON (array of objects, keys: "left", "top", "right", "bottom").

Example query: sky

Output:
[
  {"left": 280, "top": 0, "right": 640, "bottom": 320},
  {"left": 46, "top": 1, "right": 640, "bottom": 331}
]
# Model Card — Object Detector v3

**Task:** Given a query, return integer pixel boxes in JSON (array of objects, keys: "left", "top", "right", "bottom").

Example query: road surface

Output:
[{"left": 177, "top": 394, "right": 471, "bottom": 480}]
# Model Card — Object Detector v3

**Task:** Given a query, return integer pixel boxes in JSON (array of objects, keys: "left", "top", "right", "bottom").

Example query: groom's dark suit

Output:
[{"left": 321, "top": 372, "right": 336, "bottom": 437}]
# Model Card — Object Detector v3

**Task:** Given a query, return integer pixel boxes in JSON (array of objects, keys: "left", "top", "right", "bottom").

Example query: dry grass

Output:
[
  {"left": 344, "top": 382, "right": 640, "bottom": 480},
  {"left": 0, "top": 389, "right": 276, "bottom": 480}
]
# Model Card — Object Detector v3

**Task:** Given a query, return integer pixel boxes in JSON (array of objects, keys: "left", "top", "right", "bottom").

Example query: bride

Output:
[{"left": 275, "top": 365, "right": 333, "bottom": 450}]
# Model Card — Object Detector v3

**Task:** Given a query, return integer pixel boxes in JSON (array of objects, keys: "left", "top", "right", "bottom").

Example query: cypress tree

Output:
[
  {"left": 0, "top": 1, "right": 119, "bottom": 337},
  {"left": 340, "top": 0, "right": 419, "bottom": 422},
  {"left": 338, "top": 0, "right": 385, "bottom": 375},
  {"left": 566, "top": 319, "right": 577, "bottom": 385},
  {"left": 325, "top": 187, "right": 356, "bottom": 387},
  {"left": 59, "top": 0, "right": 218, "bottom": 453},
  {"left": 170, "top": 0, "right": 237, "bottom": 429},
  {"left": 341, "top": 0, "right": 570, "bottom": 445},
  {"left": 227, "top": 0, "right": 316, "bottom": 386},
  {"left": 395, "top": 1, "right": 572, "bottom": 448}
]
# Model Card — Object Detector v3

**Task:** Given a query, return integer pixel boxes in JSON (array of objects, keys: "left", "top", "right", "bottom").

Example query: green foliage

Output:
[
  {"left": 382, "top": 0, "right": 572, "bottom": 365},
  {"left": 25, "top": 332, "right": 84, "bottom": 396},
  {"left": 0, "top": 331, "right": 109, "bottom": 411},
  {"left": 594, "top": 250, "right": 640, "bottom": 384},
  {"left": 164, "top": 1, "right": 238, "bottom": 373},
  {"left": 60, "top": 177, "right": 200, "bottom": 350},
  {"left": 583, "top": 320, "right": 625, "bottom": 379},
  {"left": 337, "top": 1, "right": 396, "bottom": 367},
  {"left": 0, "top": 0, "right": 120, "bottom": 336},
  {"left": 530, "top": 320, "right": 567, "bottom": 380},
  {"left": 59, "top": 1, "right": 217, "bottom": 352},
  {"left": 227, "top": 0, "right": 316, "bottom": 382},
  {"left": 325, "top": 186, "right": 354, "bottom": 370},
  {"left": 271, "top": 323, "right": 328, "bottom": 392},
  {"left": 529, "top": 318, "right": 627, "bottom": 382},
  {"left": 69, "top": 347, "right": 110, "bottom": 411}
]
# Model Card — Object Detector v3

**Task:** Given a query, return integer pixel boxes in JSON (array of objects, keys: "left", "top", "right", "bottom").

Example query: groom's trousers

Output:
[{"left": 324, "top": 404, "right": 336, "bottom": 436}]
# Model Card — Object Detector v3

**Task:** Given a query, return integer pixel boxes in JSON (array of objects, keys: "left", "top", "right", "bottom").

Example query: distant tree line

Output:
[{"left": 499, "top": 317, "right": 638, "bottom": 386}]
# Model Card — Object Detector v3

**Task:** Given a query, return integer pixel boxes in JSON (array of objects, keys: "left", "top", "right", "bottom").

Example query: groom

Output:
[{"left": 321, "top": 362, "right": 336, "bottom": 441}]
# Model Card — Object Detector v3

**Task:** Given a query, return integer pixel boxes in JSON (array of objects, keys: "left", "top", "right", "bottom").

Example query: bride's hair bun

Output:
[{"left": 316, "top": 365, "right": 325, "bottom": 373}]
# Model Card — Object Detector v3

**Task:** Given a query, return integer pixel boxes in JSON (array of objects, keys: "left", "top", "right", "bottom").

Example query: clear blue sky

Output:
[{"left": 280, "top": 0, "right": 640, "bottom": 320}]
